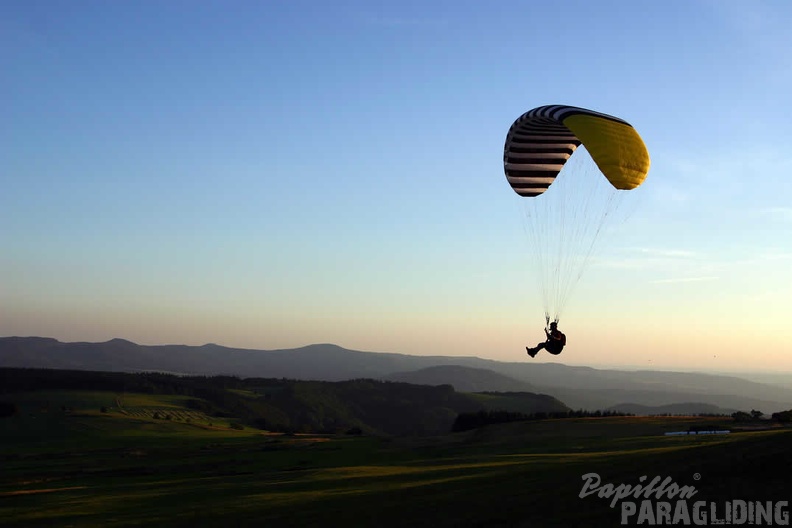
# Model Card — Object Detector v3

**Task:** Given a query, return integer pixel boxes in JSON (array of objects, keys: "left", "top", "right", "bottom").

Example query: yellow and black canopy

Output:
[{"left": 503, "top": 105, "right": 650, "bottom": 197}]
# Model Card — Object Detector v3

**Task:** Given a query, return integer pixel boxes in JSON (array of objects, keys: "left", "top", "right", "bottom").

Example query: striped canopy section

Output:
[{"left": 503, "top": 105, "right": 650, "bottom": 197}]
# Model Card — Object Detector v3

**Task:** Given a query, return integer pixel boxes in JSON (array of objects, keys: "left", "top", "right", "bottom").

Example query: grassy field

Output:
[{"left": 1, "top": 390, "right": 790, "bottom": 527}]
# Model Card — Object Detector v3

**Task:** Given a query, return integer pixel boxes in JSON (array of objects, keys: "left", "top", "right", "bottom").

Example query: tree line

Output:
[{"left": 451, "top": 409, "right": 634, "bottom": 432}]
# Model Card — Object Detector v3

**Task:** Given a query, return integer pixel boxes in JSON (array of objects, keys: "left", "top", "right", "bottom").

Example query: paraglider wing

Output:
[
  {"left": 502, "top": 104, "right": 651, "bottom": 323},
  {"left": 503, "top": 105, "right": 650, "bottom": 197}
]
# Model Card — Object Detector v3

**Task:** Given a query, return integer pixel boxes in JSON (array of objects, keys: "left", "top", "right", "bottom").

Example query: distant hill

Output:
[
  {"left": 3, "top": 337, "right": 792, "bottom": 413},
  {"left": 0, "top": 368, "right": 568, "bottom": 436},
  {"left": 385, "top": 365, "right": 534, "bottom": 393}
]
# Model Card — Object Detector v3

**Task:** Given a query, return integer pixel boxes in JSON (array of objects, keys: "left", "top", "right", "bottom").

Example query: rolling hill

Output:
[
  {"left": 384, "top": 365, "right": 535, "bottom": 393},
  {"left": 0, "top": 368, "right": 569, "bottom": 436},
  {"left": 3, "top": 337, "right": 792, "bottom": 413}
]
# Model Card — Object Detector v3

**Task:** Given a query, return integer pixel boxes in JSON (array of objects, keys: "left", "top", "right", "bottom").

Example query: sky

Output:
[{"left": 2, "top": 0, "right": 791, "bottom": 374}]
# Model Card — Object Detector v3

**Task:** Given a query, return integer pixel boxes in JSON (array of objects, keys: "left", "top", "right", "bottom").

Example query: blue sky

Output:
[{"left": 2, "top": 0, "right": 791, "bottom": 373}]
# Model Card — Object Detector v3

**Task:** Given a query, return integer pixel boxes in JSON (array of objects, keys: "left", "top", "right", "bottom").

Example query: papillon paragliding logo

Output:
[
  {"left": 578, "top": 472, "right": 790, "bottom": 526},
  {"left": 503, "top": 104, "right": 651, "bottom": 324}
]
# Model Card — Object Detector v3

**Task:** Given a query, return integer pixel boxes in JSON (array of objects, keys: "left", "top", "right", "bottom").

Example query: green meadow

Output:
[{"left": 1, "top": 390, "right": 790, "bottom": 527}]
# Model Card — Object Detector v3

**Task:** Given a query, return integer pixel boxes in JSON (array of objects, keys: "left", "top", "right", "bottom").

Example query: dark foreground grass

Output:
[{"left": 1, "top": 395, "right": 790, "bottom": 527}]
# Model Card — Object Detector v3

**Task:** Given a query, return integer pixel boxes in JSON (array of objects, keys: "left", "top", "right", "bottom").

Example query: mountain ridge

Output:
[
  {"left": 2, "top": 336, "right": 791, "bottom": 413},
  {"left": 385, "top": 365, "right": 535, "bottom": 393}
]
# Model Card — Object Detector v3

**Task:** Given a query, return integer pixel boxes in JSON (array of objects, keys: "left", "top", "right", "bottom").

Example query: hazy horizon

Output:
[
  {"left": 3, "top": 1, "right": 790, "bottom": 373},
  {"left": 4, "top": 334, "right": 792, "bottom": 383}
]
